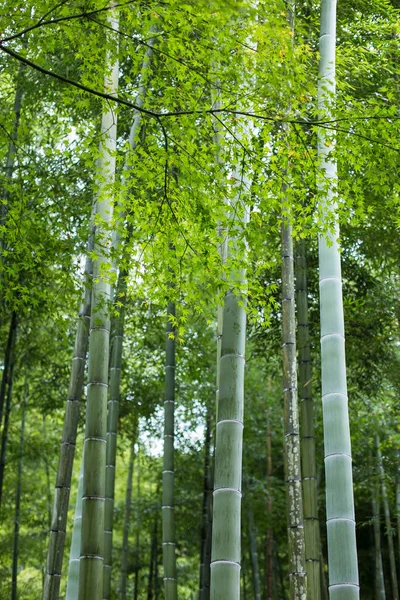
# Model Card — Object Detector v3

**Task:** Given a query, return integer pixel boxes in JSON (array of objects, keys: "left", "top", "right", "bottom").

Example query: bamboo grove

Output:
[{"left": 0, "top": 0, "right": 399, "bottom": 599}]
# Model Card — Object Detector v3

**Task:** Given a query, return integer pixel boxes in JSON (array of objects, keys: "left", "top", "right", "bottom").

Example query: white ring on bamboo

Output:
[
  {"left": 214, "top": 487, "right": 241, "bottom": 495},
  {"left": 85, "top": 437, "right": 106, "bottom": 443},
  {"left": 211, "top": 559, "right": 240, "bottom": 566},
  {"left": 217, "top": 419, "right": 243, "bottom": 426}
]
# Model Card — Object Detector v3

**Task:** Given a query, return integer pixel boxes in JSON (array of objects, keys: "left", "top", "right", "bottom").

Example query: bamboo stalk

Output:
[
  {"left": 119, "top": 432, "right": 136, "bottom": 600},
  {"left": 11, "top": 381, "right": 27, "bottom": 600},
  {"left": 78, "top": 11, "right": 119, "bottom": 598},
  {"left": 317, "top": 1, "right": 359, "bottom": 597},
  {"left": 377, "top": 436, "right": 398, "bottom": 600},
  {"left": 295, "top": 240, "right": 320, "bottom": 600}
]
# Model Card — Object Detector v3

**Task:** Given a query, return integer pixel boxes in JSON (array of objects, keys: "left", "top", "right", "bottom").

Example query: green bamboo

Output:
[
  {"left": 265, "top": 411, "right": 273, "bottom": 600},
  {"left": 199, "top": 409, "right": 212, "bottom": 600},
  {"left": 377, "top": 436, "right": 398, "bottom": 600},
  {"left": 162, "top": 299, "right": 177, "bottom": 600},
  {"left": 43, "top": 243, "right": 93, "bottom": 600},
  {"left": 295, "top": 240, "right": 321, "bottom": 600},
  {"left": 0, "top": 326, "right": 16, "bottom": 508},
  {"left": 281, "top": 219, "right": 306, "bottom": 600},
  {"left": 134, "top": 450, "right": 141, "bottom": 600},
  {"left": 103, "top": 267, "right": 128, "bottom": 599},
  {"left": 372, "top": 476, "right": 386, "bottom": 600},
  {"left": 103, "top": 34, "right": 155, "bottom": 596},
  {"left": 66, "top": 461, "right": 84, "bottom": 600},
  {"left": 246, "top": 502, "right": 261, "bottom": 600},
  {"left": 210, "top": 167, "right": 248, "bottom": 600},
  {"left": 317, "top": 1, "right": 359, "bottom": 597},
  {"left": 11, "top": 380, "right": 27, "bottom": 600},
  {"left": 119, "top": 431, "right": 136, "bottom": 600},
  {"left": 0, "top": 312, "right": 17, "bottom": 428},
  {"left": 78, "top": 12, "right": 119, "bottom": 598}
]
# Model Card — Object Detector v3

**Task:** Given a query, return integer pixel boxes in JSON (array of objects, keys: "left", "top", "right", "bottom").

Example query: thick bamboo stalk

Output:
[
  {"left": 103, "top": 268, "right": 128, "bottom": 599},
  {"left": 162, "top": 299, "right": 177, "bottom": 600},
  {"left": 210, "top": 165, "right": 248, "bottom": 600},
  {"left": 43, "top": 242, "right": 93, "bottom": 600},
  {"left": 295, "top": 240, "right": 320, "bottom": 600},
  {"left": 66, "top": 461, "right": 84, "bottom": 600},
  {"left": 317, "top": 2, "right": 359, "bottom": 598},
  {"left": 119, "top": 433, "right": 136, "bottom": 600},
  {"left": 377, "top": 436, "right": 398, "bottom": 600},
  {"left": 0, "top": 336, "right": 16, "bottom": 508},
  {"left": 199, "top": 409, "right": 212, "bottom": 600},
  {"left": 11, "top": 381, "right": 27, "bottom": 600},
  {"left": 281, "top": 219, "right": 306, "bottom": 600},
  {"left": 372, "top": 477, "right": 386, "bottom": 600},
  {"left": 79, "top": 12, "right": 119, "bottom": 598},
  {"left": 103, "top": 33, "right": 155, "bottom": 597}
]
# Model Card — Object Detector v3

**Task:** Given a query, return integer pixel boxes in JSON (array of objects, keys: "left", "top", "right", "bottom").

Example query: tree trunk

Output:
[
  {"left": 0, "top": 311, "right": 17, "bottom": 428},
  {"left": 78, "top": 12, "right": 119, "bottom": 600},
  {"left": 147, "top": 517, "right": 158, "bottom": 600},
  {"left": 103, "top": 29, "right": 155, "bottom": 598},
  {"left": 43, "top": 236, "right": 93, "bottom": 600},
  {"left": 372, "top": 476, "right": 386, "bottom": 600},
  {"left": 199, "top": 409, "right": 212, "bottom": 600},
  {"left": 11, "top": 381, "right": 27, "bottom": 600},
  {"left": 247, "top": 502, "right": 261, "bottom": 600},
  {"left": 134, "top": 449, "right": 141, "bottom": 600},
  {"left": 281, "top": 220, "right": 306, "bottom": 599},
  {"left": 104, "top": 266, "right": 128, "bottom": 599},
  {"left": 265, "top": 411, "right": 273, "bottom": 600},
  {"left": 66, "top": 461, "right": 84, "bottom": 600},
  {"left": 397, "top": 457, "right": 400, "bottom": 572},
  {"left": 120, "top": 432, "right": 136, "bottom": 600},
  {"left": 210, "top": 163, "right": 248, "bottom": 600},
  {"left": 0, "top": 338, "right": 16, "bottom": 508},
  {"left": 317, "top": 1, "right": 359, "bottom": 597},
  {"left": 162, "top": 297, "right": 177, "bottom": 600},
  {"left": 295, "top": 240, "right": 320, "bottom": 600},
  {"left": 377, "top": 436, "right": 398, "bottom": 600}
]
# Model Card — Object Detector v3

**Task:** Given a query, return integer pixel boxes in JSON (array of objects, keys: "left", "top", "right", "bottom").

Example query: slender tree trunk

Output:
[
  {"left": 265, "top": 412, "right": 273, "bottom": 600},
  {"left": 66, "top": 461, "right": 84, "bottom": 600},
  {"left": 147, "top": 517, "right": 158, "bottom": 600},
  {"left": 11, "top": 381, "right": 27, "bottom": 600},
  {"left": 155, "top": 516, "right": 160, "bottom": 600},
  {"left": 397, "top": 456, "right": 400, "bottom": 570},
  {"left": 104, "top": 266, "right": 128, "bottom": 599},
  {"left": 79, "top": 12, "right": 119, "bottom": 600},
  {"left": 281, "top": 219, "right": 306, "bottom": 599},
  {"left": 0, "top": 340, "right": 16, "bottom": 508},
  {"left": 372, "top": 477, "right": 386, "bottom": 600},
  {"left": 134, "top": 449, "right": 141, "bottom": 600},
  {"left": 210, "top": 159, "right": 248, "bottom": 599},
  {"left": 103, "top": 30, "right": 155, "bottom": 598},
  {"left": 242, "top": 552, "right": 248, "bottom": 600},
  {"left": 43, "top": 237, "right": 93, "bottom": 599},
  {"left": 377, "top": 436, "right": 398, "bottom": 600},
  {"left": 295, "top": 240, "right": 320, "bottom": 600},
  {"left": 120, "top": 433, "right": 136, "bottom": 600},
  {"left": 318, "top": 2, "right": 359, "bottom": 598},
  {"left": 199, "top": 409, "right": 212, "bottom": 600},
  {"left": 162, "top": 296, "right": 177, "bottom": 599},
  {"left": 247, "top": 502, "right": 261, "bottom": 600},
  {"left": 0, "top": 311, "right": 17, "bottom": 428}
]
